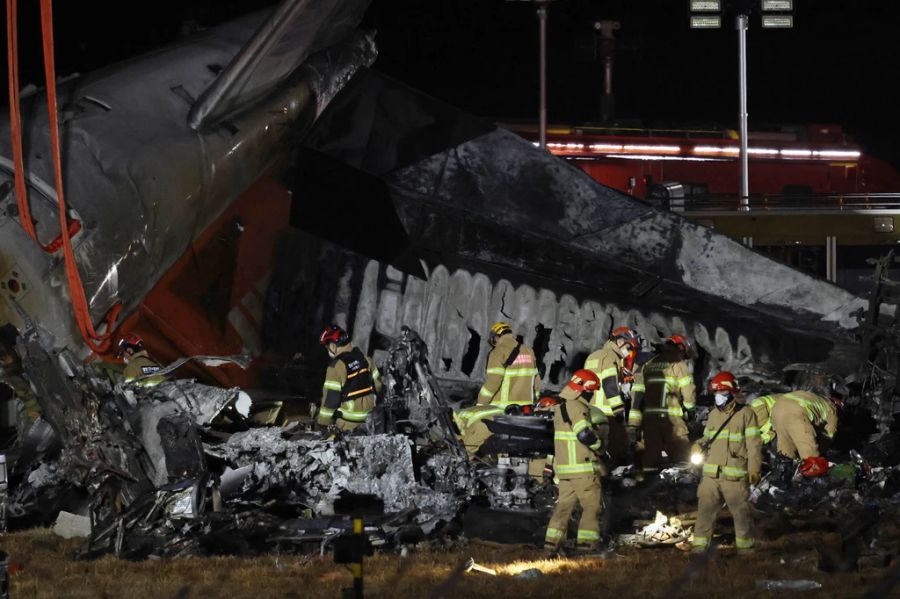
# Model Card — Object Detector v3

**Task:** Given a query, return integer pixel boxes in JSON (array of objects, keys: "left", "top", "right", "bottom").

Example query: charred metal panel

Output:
[
  {"left": 0, "top": 8, "right": 375, "bottom": 355},
  {"left": 266, "top": 230, "right": 821, "bottom": 397},
  {"left": 284, "top": 68, "right": 866, "bottom": 384}
]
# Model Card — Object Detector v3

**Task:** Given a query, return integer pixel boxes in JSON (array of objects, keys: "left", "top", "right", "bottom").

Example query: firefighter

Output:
[
  {"left": 544, "top": 369, "right": 608, "bottom": 555},
  {"left": 118, "top": 334, "right": 165, "bottom": 386},
  {"left": 769, "top": 388, "right": 838, "bottom": 475},
  {"left": 583, "top": 326, "right": 639, "bottom": 464},
  {"left": 691, "top": 372, "right": 761, "bottom": 554},
  {"left": 317, "top": 324, "right": 381, "bottom": 432},
  {"left": 629, "top": 336, "right": 696, "bottom": 471},
  {"left": 455, "top": 322, "right": 540, "bottom": 455}
]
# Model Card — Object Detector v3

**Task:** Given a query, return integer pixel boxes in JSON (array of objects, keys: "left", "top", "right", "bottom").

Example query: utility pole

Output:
[
  {"left": 737, "top": 13, "right": 750, "bottom": 210},
  {"left": 507, "top": 0, "right": 557, "bottom": 149},
  {"left": 538, "top": 1, "right": 549, "bottom": 148}
]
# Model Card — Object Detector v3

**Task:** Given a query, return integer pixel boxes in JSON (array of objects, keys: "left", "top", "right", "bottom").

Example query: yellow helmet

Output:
[{"left": 490, "top": 322, "right": 512, "bottom": 337}]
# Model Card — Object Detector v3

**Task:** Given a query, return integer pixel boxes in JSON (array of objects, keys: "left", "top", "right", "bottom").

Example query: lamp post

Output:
[
  {"left": 507, "top": 0, "right": 557, "bottom": 149},
  {"left": 538, "top": 1, "right": 549, "bottom": 149},
  {"left": 689, "top": 0, "right": 794, "bottom": 211},
  {"left": 737, "top": 12, "right": 749, "bottom": 210}
]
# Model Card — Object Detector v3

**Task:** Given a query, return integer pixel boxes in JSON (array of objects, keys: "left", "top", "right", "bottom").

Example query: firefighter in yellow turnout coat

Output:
[
  {"left": 583, "top": 327, "right": 640, "bottom": 463},
  {"left": 118, "top": 334, "right": 165, "bottom": 386},
  {"left": 544, "top": 369, "right": 608, "bottom": 553},
  {"left": 455, "top": 322, "right": 540, "bottom": 455},
  {"left": 629, "top": 336, "right": 696, "bottom": 469},
  {"left": 317, "top": 325, "right": 381, "bottom": 432},
  {"left": 691, "top": 372, "right": 762, "bottom": 553},
  {"left": 770, "top": 390, "right": 838, "bottom": 460}
]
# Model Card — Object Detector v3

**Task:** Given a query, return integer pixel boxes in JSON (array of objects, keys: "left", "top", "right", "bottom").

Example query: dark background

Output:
[{"left": 3, "top": 0, "right": 899, "bottom": 168}]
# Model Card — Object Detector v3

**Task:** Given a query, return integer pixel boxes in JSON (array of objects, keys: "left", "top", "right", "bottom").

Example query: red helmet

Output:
[
  {"left": 610, "top": 326, "right": 640, "bottom": 350},
  {"left": 318, "top": 324, "right": 349, "bottom": 346},
  {"left": 567, "top": 369, "right": 601, "bottom": 394},
  {"left": 537, "top": 394, "right": 561, "bottom": 410},
  {"left": 665, "top": 335, "right": 695, "bottom": 358},
  {"left": 117, "top": 333, "right": 143, "bottom": 354},
  {"left": 799, "top": 456, "right": 829, "bottom": 477},
  {"left": 708, "top": 371, "right": 739, "bottom": 394}
]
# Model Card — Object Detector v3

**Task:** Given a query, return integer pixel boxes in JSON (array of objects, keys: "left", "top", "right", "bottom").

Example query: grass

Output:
[{"left": 1, "top": 527, "right": 898, "bottom": 598}]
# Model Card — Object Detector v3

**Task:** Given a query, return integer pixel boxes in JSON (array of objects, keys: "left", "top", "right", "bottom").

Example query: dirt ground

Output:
[{"left": 1, "top": 527, "right": 898, "bottom": 598}]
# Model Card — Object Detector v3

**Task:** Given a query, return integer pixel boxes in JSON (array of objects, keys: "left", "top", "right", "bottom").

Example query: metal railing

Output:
[{"left": 651, "top": 192, "right": 900, "bottom": 213}]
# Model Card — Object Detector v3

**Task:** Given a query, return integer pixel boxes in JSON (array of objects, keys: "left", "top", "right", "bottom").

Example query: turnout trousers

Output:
[
  {"left": 544, "top": 476, "right": 603, "bottom": 549},
  {"left": 692, "top": 476, "right": 754, "bottom": 551},
  {"left": 642, "top": 415, "right": 691, "bottom": 468}
]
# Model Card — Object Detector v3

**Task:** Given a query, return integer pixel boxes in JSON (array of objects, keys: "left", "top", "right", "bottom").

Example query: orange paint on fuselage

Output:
[{"left": 113, "top": 173, "right": 292, "bottom": 387}]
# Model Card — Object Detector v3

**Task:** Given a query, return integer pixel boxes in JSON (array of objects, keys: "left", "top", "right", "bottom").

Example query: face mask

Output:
[
  {"left": 714, "top": 393, "right": 730, "bottom": 408},
  {"left": 618, "top": 343, "right": 631, "bottom": 357}
]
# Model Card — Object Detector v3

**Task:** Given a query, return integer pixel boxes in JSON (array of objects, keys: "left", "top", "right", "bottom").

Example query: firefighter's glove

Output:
[
  {"left": 612, "top": 410, "right": 626, "bottom": 424},
  {"left": 683, "top": 407, "right": 696, "bottom": 424},
  {"left": 543, "top": 465, "right": 554, "bottom": 483},
  {"left": 748, "top": 472, "right": 761, "bottom": 486}
]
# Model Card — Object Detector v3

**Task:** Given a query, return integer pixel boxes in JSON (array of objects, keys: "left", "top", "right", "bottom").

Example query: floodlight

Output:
[
  {"left": 761, "top": 14, "right": 793, "bottom": 28},
  {"left": 690, "top": 15, "right": 722, "bottom": 29},
  {"left": 689, "top": 0, "right": 721, "bottom": 11},
  {"left": 761, "top": 0, "right": 793, "bottom": 11}
]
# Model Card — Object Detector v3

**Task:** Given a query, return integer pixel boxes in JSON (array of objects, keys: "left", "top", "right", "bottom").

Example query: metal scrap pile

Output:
[
  {"left": 2, "top": 325, "right": 473, "bottom": 559},
  {"left": 618, "top": 511, "right": 693, "bottom": 547}
]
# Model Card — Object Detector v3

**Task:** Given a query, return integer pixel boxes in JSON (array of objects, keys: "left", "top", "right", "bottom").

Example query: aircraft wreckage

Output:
[{"left": 1, "top": 0, "right": 900, "bottom": 563}]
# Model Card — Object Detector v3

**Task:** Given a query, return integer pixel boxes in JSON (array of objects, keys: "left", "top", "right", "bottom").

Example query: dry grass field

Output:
[{"left": 2, "top": 527, "right": 898, "bottom": 598}]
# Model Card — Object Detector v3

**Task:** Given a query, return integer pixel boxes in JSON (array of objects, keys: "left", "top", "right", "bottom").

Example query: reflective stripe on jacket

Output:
[{"left": 479, "top": 333, "right": 540, "bottom": 407}]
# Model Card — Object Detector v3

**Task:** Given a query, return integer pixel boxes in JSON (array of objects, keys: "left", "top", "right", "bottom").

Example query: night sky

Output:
[{"left": 4, "top": 0, "right": 900, "bottom": 168}]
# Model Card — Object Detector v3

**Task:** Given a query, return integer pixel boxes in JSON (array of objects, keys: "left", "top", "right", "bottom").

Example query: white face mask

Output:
[
  {"left": 714, "top": 393, "right": 730, "bottom": 407},
  {"left": 617, "top": 342, "right": 631, "bottom": 357}
]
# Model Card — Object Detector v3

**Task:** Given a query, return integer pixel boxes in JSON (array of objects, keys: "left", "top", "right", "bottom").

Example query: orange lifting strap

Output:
[{"left": 6, "top": 0, "right": 121, "bottom": 352}]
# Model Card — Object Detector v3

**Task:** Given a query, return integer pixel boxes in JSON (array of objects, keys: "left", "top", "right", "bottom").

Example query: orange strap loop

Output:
[{"left": 5, "top": 0, "right": 121, "bottom": 352}]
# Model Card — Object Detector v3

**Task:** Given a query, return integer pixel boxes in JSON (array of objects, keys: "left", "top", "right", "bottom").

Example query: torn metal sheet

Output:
[{"left": 128, "top": 354, "right": 251, "bottom": 384}]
